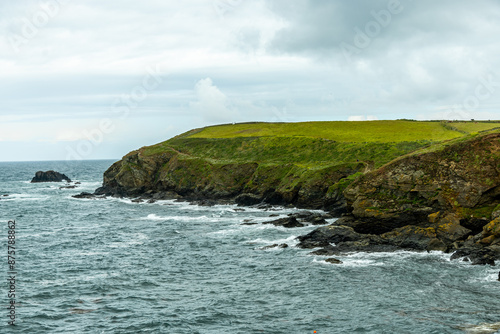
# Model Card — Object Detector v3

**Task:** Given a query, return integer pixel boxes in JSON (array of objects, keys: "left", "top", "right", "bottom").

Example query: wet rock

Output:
[
  {"left": 72, "top": 192, "right": 94, "bottom": 199},
  {"left": 288, "top": 211, "right": 330, "bottom": 225},
  {"left": 131, "top": 198, "right": 144, "bottom": 203},
  {"left": 31, "top": 170, "right": 71, "bottom": 183},
  {"left": 450, "top": 247, "right": 498, "bottom": 265},
  {"left": 59, "top": 185, "right": 77, "bottom": 189},
  {"left": 325, "top": 258, "right": 343, "bottom": 264},
  {"left": 241, "top": 222, "right": 258, "bottom": 225},
  {"left": 263, "top": 217, "right": 304, "bottom": 228},
  {"left": 269, "top": 214, "right": 279, "bottom": 217},
  {"left": 297, "top": 225, "right": 363, "bottom": 248},
  {"left": 381, "top": 226, "right": 445, "bottom": 251},
  {"left": 260, "top": 243, "right": 288, "bottom": 250},
  {"left": 310, "top": 245, "right": 337, "bottom": 256},
  {"left": 310, "top": 217, "right": 328, "bottom": 225},
  {"left": 235, "top": 193, "right": 262, "bottom": 206},
  {"left": 147, "top": 199, "right": 157, "bottom": 204}
]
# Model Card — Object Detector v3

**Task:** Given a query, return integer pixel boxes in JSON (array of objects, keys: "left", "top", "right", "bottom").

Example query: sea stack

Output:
[{"left": 31, "top": 171, "right": 72, "bottom": 183}]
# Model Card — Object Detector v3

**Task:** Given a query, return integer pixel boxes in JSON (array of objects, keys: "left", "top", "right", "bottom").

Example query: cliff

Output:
[
  {"left": 298, "top": 131, "right": 500, "bottom": 264},
  {"left": 93, "top": 120, "right": 467, "bottom": 211}
]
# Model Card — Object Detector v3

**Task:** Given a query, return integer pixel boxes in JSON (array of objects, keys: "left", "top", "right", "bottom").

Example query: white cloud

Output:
[
  {"left": 190, "top": 77, "right": 237, "bottom": 122},
  {"left": 2, "top": 1, "right": 500, "bottom": 160}
]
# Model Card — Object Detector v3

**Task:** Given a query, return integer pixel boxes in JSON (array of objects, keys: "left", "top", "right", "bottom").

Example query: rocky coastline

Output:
[{"left": 80, "top": 129, "right": 500, "bottom": 265}]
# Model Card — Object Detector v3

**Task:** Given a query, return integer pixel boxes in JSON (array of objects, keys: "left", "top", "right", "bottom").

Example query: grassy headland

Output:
[{"left": 100, "top": 120, "right": 500, "bottom": 210}]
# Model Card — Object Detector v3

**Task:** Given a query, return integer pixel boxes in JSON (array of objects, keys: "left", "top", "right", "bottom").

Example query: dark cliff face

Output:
[
  {"left": 315, "top": 132, "right": 500, "bottom": 260},
  {"left": 94, "top": 145, "right": 365, "bottom": 211},
  {"left": 344, "top": 133, "right": 500, "bottom": 229}
]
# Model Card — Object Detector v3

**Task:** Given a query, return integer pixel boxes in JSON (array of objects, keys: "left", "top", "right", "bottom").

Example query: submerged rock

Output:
[
  {"left": 72, "top": 192, "right": 100, "bottom": 199},
  {"left": 59, "top": 185, "right": 77, "bottom": 189},
  {"left": 263, "top": 217, "right": 304, "bottom": 228},
  {"left": 450, "top": 246, "right": 499, "bottom": 266},
  {"left": 31, "top": 170, "right": 71, "bottom": 183},
  {"left": 259, "top": 243, "right": 288, "bottom": 250},
  {"left": 325, "top": 258, "right": 343, "bottom": 264}
]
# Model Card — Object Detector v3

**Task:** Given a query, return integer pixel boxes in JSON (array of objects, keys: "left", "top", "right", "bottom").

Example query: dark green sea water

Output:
[{"left": 1, "top": 160, "right": 500, "bottom": 333}]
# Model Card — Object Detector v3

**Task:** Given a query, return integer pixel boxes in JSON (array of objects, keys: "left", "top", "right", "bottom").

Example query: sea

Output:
[{"left": 1, "top": 160, "right": 500, "bottom": 333}]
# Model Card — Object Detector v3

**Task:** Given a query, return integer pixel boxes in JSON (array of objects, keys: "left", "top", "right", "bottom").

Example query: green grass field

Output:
[
  {"left": 187, "top": 120, "right": 467, "bottom": 142},
  {"left": 443, "top": 121, "right": 500, "bottom": 134},
  {"left": 142, "top": 120, "right": 500, "bottom": 169}
]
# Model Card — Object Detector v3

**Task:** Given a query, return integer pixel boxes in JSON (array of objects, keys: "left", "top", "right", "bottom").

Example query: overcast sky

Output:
[{"left": 1, "top": 0, "right": 500, "bottom": 161}]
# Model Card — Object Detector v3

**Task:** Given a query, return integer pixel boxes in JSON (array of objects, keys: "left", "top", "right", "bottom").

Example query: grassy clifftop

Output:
[
  {"left": 97, "top": 120, "right": 500, "bottom": 211},
  {"left": 146, "top": 120, "right": 498, "bottom": 167}
]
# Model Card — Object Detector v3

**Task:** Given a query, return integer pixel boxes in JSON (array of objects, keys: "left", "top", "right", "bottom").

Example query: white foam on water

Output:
[
  {"left": 312, "top": 258, "right": 345, "bottom": 266},
  {"left": 78, "top": 251, "right": 108, "bottom": 256},
  {"left": 459, "top": 322, "right": 500, "bottom": 333},
  {"left": 311, "top": 250, "right": 451, "bottom": 268},
  {"left": 108, "top": 233, "right": 148, "bottom": 248},
  {"left": 246, "top": 235, "right": 299, "bottom": 247},
  {"left": 140, "top": 213, "right": 227, "bottom": 223},
  {"left": 1, "top": 193, "right": 49, "bottom": 202}
]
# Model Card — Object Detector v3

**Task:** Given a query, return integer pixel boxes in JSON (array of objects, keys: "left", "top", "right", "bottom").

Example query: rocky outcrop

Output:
[
  {"left": 92, "top": 145, "right": 365, "bottom": 210},
  {"left": 31, "top": 171, "right": 71, "bottom": 183},
  {"left": 299, "top": 132, "right": 500, "bottom": 264}
]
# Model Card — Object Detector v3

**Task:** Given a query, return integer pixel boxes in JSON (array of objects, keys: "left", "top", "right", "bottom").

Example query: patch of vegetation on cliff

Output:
[{"left": 158, "top": 136, "right": 432, "bottom": 168}]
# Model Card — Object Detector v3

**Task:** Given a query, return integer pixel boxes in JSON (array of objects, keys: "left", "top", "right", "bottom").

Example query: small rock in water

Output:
[
  {"left": 263, "top": 217, "right": 304, "bottom": 228},
  {"left": 72, "top": 192, "right": 94, "bottom": 199},
  {"left": 325, "top": 258, "right": 343, "bottom": 264},
  {"left": 31, "top": 170, "right": 71, "bottom": 183},
  {"left": 259, "top": 243, "right": 288, "bottom": 250},
  {"left": 59, "top": 185, "right": 77, "bottom": 189},
  {"left": 260, "top": 244, "right": 279, "bottom": 250}
]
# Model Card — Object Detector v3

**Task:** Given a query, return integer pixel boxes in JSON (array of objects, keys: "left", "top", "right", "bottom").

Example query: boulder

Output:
[
  {"left": 263, "top": 217, "right": 305, "bottom": 228},
  {"left": 297, "top": 225, "right": 364, "bottom": 248},
  {"left": 450, "top": 246, "right": 499, "bottom": 265},
  {"left": 31, "top": 171, "right": 71, "bottom": 183},
  {"left": 325, "top": 258, "right": 343, "bottom": 264},
  {"left": 259, "top": 243, "right": 288, "bottom": 250},
  {"left": 72, "top": 192, "right": 95, "bottom": 199}
]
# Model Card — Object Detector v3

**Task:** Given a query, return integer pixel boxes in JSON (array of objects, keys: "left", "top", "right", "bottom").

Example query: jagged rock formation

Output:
[
  {"left": 93, "top": 146, "right": 365, "bottom": 212},
  {"left": 31, "top": 170, "right": 71, "bottom": 183},
  {"left": 299, "top": 132, "right": 500, "bottom": 264}
]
